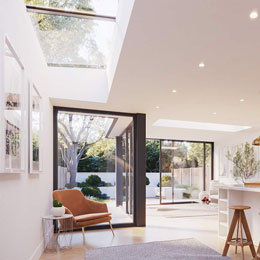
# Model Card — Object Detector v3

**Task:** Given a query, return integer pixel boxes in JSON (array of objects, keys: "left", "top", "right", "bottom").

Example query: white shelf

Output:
[
  {"left": 219, "top": 210, "right": 228, "bottom": 215},
  {"left": 219, "top": 222, "right": 228, "bottom": 228},
  {"left": 210, "top": 194, "right": 219, "bottom": 200},
  {"left": 219, "top": 198, "right": 228, "bottom": 202},
  {"left": 219, "top": 235, "right": 227, "bottom": 240}
]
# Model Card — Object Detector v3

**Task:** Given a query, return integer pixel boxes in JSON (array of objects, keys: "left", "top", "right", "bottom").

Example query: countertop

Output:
[{"left": 218, "top": 184, "right": 260, "bottom": 193}]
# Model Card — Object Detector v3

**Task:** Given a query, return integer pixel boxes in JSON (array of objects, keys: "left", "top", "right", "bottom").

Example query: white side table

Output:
[{"left": 42, "top": 214, "right": 73, "bottom": 252}]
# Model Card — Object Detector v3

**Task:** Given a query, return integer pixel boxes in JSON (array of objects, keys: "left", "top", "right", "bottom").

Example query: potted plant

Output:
[
  {"left": 226, "top": 142, "right": 260, "bottom": 184},
  {"left": 51, "top": 199, "right": 65, "bottom": 217}
]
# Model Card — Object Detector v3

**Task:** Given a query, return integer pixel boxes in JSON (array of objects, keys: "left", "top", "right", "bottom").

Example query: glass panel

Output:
[
  {"left": 4, "top": 40, "right": 24, "bottom": 171},
  {"left": 146, "top": 139, "right": 160, "bottom": 205},
  {"left": 57, "top": 111, "right": 134, "bottom": 224},
  {"left": 29, "top": 13, "right": 115, "bottom": 68},
  {"left": 205, "top": 143, "right": 213, "bottom": 192},
  {"left": 185, "top": 142, "right": 204, "bottom": 201},
  {"left": 160, "top": 140, "right": 175, "bottom": 203},
  {"left": 31, "top": 86, "right": 41, "bottom": 172},
  {"left": 121, "top": 123, "right": 134, "bottom": 216},
  {"left": 25, "top": 0, "right": 118, "bottom": 16},
  {"left": 160, "top": 141, "right": 206, "bottom": 203}
]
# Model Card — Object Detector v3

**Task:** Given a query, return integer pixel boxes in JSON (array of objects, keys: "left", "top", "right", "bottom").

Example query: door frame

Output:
[
  {"left": 147, "top": 138, "right": 214, "bottom": 205},
  {"left": 53, "top": 106, "right": 146, "bottom": 229}
]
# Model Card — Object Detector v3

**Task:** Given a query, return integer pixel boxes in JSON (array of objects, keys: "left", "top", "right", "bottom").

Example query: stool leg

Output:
[
  {"left": 255, "top": 242, "right": 260, "bottom": 260},
  {"left": 223, "top": 210, "right": 239, "bottom": 256},
  {"left": 235, "top": 214, "right": 240, "bottom": 254},
  {"left": 241, "top": 211, "right": 256, "bottom": 258},
  {"left": 239, "top": 211, "right": 244, "bottom": 260}
]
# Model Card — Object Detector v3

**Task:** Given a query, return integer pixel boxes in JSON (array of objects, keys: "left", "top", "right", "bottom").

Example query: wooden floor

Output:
[{"left": 40, "top": 204, "right": 257, "bottom": 260}]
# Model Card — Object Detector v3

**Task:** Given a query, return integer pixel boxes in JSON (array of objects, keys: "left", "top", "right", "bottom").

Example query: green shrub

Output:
[
  {"left": 81, "top": 186, "right": 102, "bottom": 198},
  {"left": 183, "top": 192, "right": 191, "bottom": 199},
  {"left": 162, "top": 175, "right": 172, "bottom": 187},
  {"left": 78, "top": 174, "right": 109, "bottom": 199},
  {"left": 85, "top": 174, "right": 102, "bottom": 187},
  {"left": 146, "top": 176, "right": 150, "bottom": 186}
]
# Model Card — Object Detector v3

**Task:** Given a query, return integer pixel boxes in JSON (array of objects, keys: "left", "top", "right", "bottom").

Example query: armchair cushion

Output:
[{"left": 75, "top": 212, "right": 111, "bottom": 222}]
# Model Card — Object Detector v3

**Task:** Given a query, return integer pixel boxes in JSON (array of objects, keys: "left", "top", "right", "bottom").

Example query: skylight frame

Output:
[
  {"left": 26, "top": 2, "right": 117, "bottom": 69},
  {"left": 26, "top": 4, "right": 116, "bottom": 22}
]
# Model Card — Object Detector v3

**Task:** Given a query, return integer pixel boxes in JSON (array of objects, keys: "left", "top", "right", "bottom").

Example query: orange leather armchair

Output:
[{"left": 53, "top": 189, "right": 114, "bottom": 244}]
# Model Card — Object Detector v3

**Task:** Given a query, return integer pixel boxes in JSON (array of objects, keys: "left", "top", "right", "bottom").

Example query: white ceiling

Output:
[{"left": 52, "top": 0, "right": 260, "bottom": 142}]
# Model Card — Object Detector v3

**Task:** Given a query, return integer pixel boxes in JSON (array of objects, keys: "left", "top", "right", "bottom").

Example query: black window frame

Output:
[{"left": 53, "top": 106, "right": 146, "bottom": 229}]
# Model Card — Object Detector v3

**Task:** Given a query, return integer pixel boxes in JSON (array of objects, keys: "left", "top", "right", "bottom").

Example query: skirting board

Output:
[{"left": 28, "top": 240, "right": 44, "bottom": 260}]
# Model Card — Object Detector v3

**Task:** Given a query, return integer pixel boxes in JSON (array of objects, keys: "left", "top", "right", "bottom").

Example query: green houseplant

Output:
[
  {"left": 51, "top": 199, "right": 65, "bottom": 217},
  {"left": 226, "top": 142, "right": 260, "bottom": 183}
]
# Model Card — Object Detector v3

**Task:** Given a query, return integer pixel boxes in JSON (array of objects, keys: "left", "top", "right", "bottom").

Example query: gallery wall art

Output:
[
  {"left": 0, "top": 36, "right": 27, "bottom": 173},
  {"left": 29, "top": 83, "right": 43, "bottom": 174}
]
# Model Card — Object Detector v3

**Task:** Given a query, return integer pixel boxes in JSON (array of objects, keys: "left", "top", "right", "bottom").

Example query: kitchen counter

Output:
[{"left": 218, "top": 185, "right": 260, "bottom": 245}]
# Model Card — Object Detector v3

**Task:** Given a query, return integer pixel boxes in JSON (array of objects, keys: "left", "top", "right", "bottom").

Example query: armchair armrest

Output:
[
  {"left": 83, "top": 198, "right": 109, "bottom": 214},
  {"left": 65, "top": 207, "right": 76, "bottom": 222}
]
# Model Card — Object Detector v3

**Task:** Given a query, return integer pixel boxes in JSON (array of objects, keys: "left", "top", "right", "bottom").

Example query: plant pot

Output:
[{"left": 51, "top": 206, "right": 65, "bottom": 217}]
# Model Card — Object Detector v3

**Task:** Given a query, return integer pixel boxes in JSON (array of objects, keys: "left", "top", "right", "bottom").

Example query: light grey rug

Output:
[{"left": 85, "top": 238, "right": 231, "bottom": 259}]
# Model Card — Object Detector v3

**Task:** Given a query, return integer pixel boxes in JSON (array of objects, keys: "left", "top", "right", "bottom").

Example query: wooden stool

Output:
[
  {"left": 222, "top": 205, "right": 256, "bottom": 260},
  {"left": 256, "top": 213, "right": 260, "bottom": 260}
]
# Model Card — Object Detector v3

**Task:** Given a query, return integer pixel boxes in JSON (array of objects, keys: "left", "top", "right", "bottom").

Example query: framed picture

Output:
[
  {"left": 29, "top": 83, "right": 43, "bottom": 174},
  {"left": 0, "top": 36, "right": 27, "bottom": 173}
]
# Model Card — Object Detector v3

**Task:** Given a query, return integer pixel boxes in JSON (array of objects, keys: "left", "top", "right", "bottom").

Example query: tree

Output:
[
  {"left": 226, "top": 142, "right": 260, "bottom": 183},
  {"left": 161, "top": 142, "right": 190, "bottom": 172},
  {"left": 58, "top": 113, "right": 107, "bottom": 187},
  {"left": 78, "top": 139, "right": 116, "bottom": 172},
  {"left": 146, "top": 140, "right": 160, "bottom": 172},
  {"left": 187, "top": 143, "right": 212, "bottom": 167}
]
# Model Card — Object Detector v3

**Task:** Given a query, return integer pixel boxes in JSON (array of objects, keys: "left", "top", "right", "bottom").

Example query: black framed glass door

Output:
[
  {"left": 53, "top": 107, "right": 146, "bottom": 228},
  {"left": 160, "top": 140, "right": 213, "bottom": 204}
]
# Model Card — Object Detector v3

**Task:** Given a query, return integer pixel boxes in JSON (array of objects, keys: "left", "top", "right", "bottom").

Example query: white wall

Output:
[
  {"left": 48, "top": 67, "right": 109, "bottom": 103},
  {"left": 0, "top": 1, "right": 53, "bottom": 260},
  {"left": 214, "top": 128, "right": 260, "bottom": 183}
]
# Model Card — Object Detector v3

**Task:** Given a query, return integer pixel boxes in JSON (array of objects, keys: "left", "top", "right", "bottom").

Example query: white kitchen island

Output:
[{"left": 218, "top": 185, "right": 260, "bottom": 245}]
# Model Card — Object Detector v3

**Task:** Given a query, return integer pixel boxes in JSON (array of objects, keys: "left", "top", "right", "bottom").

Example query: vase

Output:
[{"left": 51, "top": 206, "right": 65, "bottom": 217}]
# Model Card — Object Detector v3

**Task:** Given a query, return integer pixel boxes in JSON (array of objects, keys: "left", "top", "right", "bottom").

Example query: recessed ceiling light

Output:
[
  {"left": 250, "top": 10, "right": 258, "bottom": 20},
  {"left": 199, "top": 62, "right": 205, "bottom": 68},
  {"left": 172, "top": 89, "right": 177, "bottom": 93},
  {"left": 156, "top": 106, "right": 160, "bottom": 109},
  {"left": 212, "top": 112, "right": 217, "bottom": 115},
  {"left": 153, "top": 119, "right": 251, "bottom": 132},
  {"left": 240, "top": 99, "right": 245, "bottom": 102}
]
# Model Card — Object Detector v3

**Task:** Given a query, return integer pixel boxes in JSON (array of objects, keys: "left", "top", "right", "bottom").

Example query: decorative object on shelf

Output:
[
  {"left": 0, "top": 36, "right": 27, "bottom": 173},
  {"left": 199, "top": 191, "right": 211, "bottom": 204},
  {"left": 226, "top": 142, "right": 260, "bottom": 184},
  {"left": 29, "top": 83, "right": 43, "bottom": 174},
  {"left": 252, "top": 135, "right": 260, "bottom": 146},
  {"left": 199, "top": 191, "right": 209, "bottom": 201},
  {"left": 51, "top": 200, "right": 65, "bottom": 217}
]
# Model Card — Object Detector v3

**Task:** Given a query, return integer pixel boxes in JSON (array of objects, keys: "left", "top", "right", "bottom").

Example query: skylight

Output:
[
  {"left": 25, "top": 0, "right": 118, "bottom": 69},
  {"left": 153, "top": 119, "right": 251, "bottom": 132},
  {"left": 25, "top": 0, "right": 118, "bottom": 16}
]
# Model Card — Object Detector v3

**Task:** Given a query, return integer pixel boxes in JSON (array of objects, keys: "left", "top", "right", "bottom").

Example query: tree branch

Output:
[
  {"left": 58, "top": 119, "right": 74, "bottom": 142},
  {"left": 59, "top": 142, "right": 71, "bottom": 167},
  {"left": 58, "top": 129, "right": 72, "bottom": 150},
  {"left": 77, "top": 142, "right": 88, "bottom": 164},
  {"left": 69, "top": 114, "right": 76, "bottom": 141}
]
